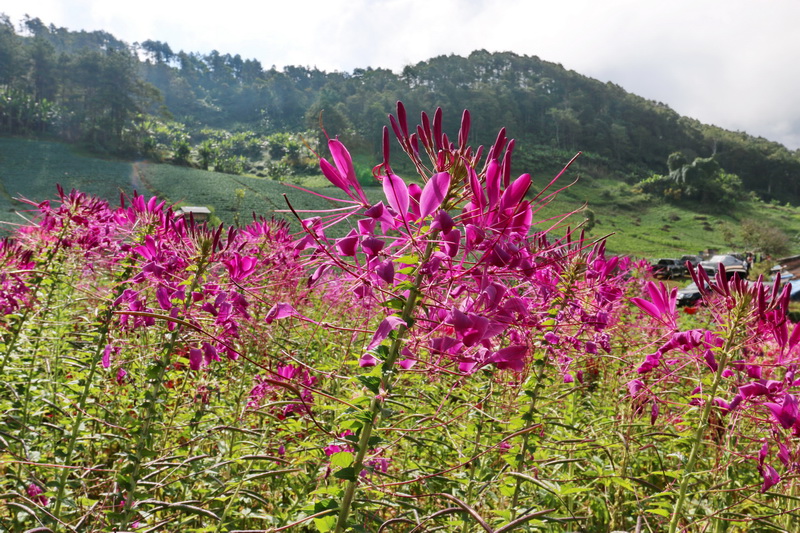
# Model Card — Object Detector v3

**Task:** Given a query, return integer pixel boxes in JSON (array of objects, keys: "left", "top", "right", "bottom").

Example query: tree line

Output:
[{"left": 2, "top": 14, "right": 800, "bottom": 203}]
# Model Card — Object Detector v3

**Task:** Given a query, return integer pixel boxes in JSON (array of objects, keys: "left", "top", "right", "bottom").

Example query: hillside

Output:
[{"left": 2, "top": 137, "right": 799, "bottom": 259}]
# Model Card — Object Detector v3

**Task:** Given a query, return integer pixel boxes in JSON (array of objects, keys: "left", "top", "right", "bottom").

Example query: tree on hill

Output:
[
  {"left": 636, "top": 152, "right": 745, "bottom": 205},
  {"left": 740, "top": 218, "right": 792, "bottom": 258}
]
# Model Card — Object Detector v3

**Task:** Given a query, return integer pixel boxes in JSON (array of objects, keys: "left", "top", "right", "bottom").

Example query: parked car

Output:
[
  {"left": 699, "top": 254, "right": 748, "bottom": 279},
  {"left": 677, "top": 282, "right": 704, "bottom": 307},
  {"left": 651, "top": 258, "right": 686, "bottom": 279},
  {"left": 679, "top": 255, "right": 702, "bottom": 268}
]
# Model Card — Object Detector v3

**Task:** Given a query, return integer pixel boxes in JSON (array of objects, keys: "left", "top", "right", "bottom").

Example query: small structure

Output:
[
  {"left": 777, "top": 254, "right": 800, "bottom": 279},
  {"left": 177, "top": 206, "right": 211, "bottom": 222}
]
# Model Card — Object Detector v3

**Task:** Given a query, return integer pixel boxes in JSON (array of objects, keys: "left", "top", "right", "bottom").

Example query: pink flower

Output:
[
  {"left": 359, "top": 353, "right": 381, "bottom": 367},
  {"left": 765, "top": 393, "right": 799, "bottom": 429},
  {"left": 102, "top": 344, "right": 113, "bottom": 369},
  {"left": 760, "top": 464, "right": 781, "bottom": 492},
  {"left": 630, "top": 281, "right": 677, "bottom": 328},
  {"left": 27, "top": 483, "right": 48, "bottom": 506}
]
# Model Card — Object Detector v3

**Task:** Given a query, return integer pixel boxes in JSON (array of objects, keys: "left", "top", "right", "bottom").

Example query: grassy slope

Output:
[{"left": 2, "top": 137, "right": 799, "bottom": 258}]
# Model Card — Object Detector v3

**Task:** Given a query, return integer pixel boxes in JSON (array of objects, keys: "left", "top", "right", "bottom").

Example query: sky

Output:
[{"left": 4, "top": 0, "right": 800, "bottom": 150}]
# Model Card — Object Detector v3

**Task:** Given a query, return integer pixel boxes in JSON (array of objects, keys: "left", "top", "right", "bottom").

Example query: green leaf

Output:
[
  {"left": 334, "top": 466, "right": 357, "bottom": 481},
  {"left": 395, "top": 254, "right": 419, "bottom": 264},
  {"left": 609, "top": 477, "right": 635, "bottom": 491},
  {"left": 357, "top": 375, "right": 381, "bottom": 394},
  {"left": 330, "top": 451, "right": 354, "bottom": 469},
  {"left": 314, "top": 514, "right": 337, "bottom": 532},
  {"left": 384, "top": 297, "right": 406, "bottom": 310},
  {"left": 314, "top": 498, "right": 339, "bottom": 512}
]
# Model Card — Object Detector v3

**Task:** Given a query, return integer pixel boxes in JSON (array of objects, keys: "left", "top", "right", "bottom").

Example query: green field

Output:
[{"left": 2, "top": 137, "right": 800, "bottom": 258}]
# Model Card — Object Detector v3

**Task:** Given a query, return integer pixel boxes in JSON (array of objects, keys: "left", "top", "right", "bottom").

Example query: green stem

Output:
[
  {"left": 19, "top": 274, "right": 67, "bottom": 437},
  {"left": 52, "top": 319, "right": 113, "bottom": 520},
  {"left": 333, "top": 241, "right": 436, "bottom": 533},
  {"left": 461, "top": 406, "right": 485, "bottom": 533},
  {"left": 120, "top": 330, "right": 181, "bottom": 526},
  {"left": 509, "top": 351, "right": 550, "bottom": 518},
  {"left": 120, "top": 253, "right": 209, "bottom": 528},
  {"left": 214, "top": 356, "right": 267, "bottom": 533},
  {"left": 667, "top": 311, "right": 743, "bottom": 532},
  {"left": 52, "top": 261, "right": 136, "bottom": 522},
  {"left": 0, "top": 225, "right": 69, "bottom": 375}
]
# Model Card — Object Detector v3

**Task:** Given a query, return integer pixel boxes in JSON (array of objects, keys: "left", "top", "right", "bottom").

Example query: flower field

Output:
[{"left": 1, "top": 104, "right": 800, "bottom": 532}]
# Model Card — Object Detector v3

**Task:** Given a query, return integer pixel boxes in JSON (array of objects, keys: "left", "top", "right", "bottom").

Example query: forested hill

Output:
[{"left": 3, "top": 14, "right": 800, "bottom": 203}]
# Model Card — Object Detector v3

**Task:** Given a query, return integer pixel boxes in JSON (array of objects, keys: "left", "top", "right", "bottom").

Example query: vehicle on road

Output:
[
  {"left": 679, "top": 255, "right": 702, "bottom": 268},
  {"left": 699, "top": 254, "right": 748, "bottom": 279},
  {"left": 677, "top": 282, "right": 704, "bottom": 307},
  {"left": 651, "top": 258, "right": 686, "bottom": 279}
]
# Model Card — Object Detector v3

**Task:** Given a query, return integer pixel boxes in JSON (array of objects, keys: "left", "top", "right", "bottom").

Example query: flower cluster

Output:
[
  {"left": 630, "top": 264, "right": 800, "bottom": 491},
  {"left": 4, "top": 185, "right": 310, "bottom": 392},
  {"left": 26, "top": 483, "right": 48, "bottom": 506},
  {"left": 248, "top": 364, "right": 317, "bottom": 417},
  {"left": 289, "top": 102, "right": 633, "bottom": 381}
]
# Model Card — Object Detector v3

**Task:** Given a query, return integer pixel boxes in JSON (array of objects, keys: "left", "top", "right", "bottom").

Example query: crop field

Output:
[
  {"left": 0, "top": 138, "right": 384, "bottom": 234},
  {"left": 0, "top": 138, "right": 141, "bottom": 226}
]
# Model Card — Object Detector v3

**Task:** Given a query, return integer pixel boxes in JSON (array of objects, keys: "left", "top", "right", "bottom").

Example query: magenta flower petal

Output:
[
  {"left": 431, "top": 209, "right": 454, "bottom": 234},
  {"left": 367, "top": 316, "right": 407, "bottom": 350},
  {"left": 408, "top": 182, "right": 422, "bottom": 220},
  {"left": 778, "top": 443, "right": 791, "bottom": 466},
  {"left": 102, "top": 344, "right": 112, "bottom": 369},
  {"left": 650, "top": 402, "right": 660, "bottom": 425},
  {"left": 761, "top": 464, "right": 781, "bottom": 492},
  {"left": 156, "top": 286, "right": 171, "bottom": 310},
  {"left": 759, "top": 441, "right": 769, "bottom": 467},
  {"left": 459, "top": 360, "right": 478, "bottom": 373},
  {"left": 498, "top": 173, "right": 531, "bottom": 212},
  {"left": 362, "top": 237, "right": 385, "bottom": 257},
  {"left": 399, "top": 358, "right": 416, "bottom": 370},
  {"left": 487, "top": 345, "right": 527, "bottom": 372},
  {"left": 485, "top": 159, "right": 501, "bottom": 208},
  {"left": 739, "top": 381, "right": 769, "bottom": 399},
  {"left": 202, "top": 342, "right": 219, "bottom": 365},
  {"left": 366, "top": 202, "right": 398, "bottom": 231},
  {"left": 630, "top": 297, "right": 663, "bottom": 320},
  {"left": 627, "top": 379, "right": 645, "bottom": 396},
  {"left": 788, "top": 321, "right": 800, "bottom": 351},
  {"left": 382, "top": 173, "right": 409, "bottom": 217},
  {"left": 329, "top": 139, "right": 358, "bottom": 188},
  {"left": 765, "top": 393, "right": 798, "bottom": 429},
  {"left": 442, "top": 228, "right": 461, "bottom": 258},
  {"left": 419, "top": 172, "right": 450, "bottom": 219},
  {"left": 359, "top": 353, "right": 381, "bottom": 367},
  {"left": 265, "top": 303, "right": 298, "bottom": 324},
  {"left": 336, "top": 230, "right": 359, "bottom": 257},
  {"left": 189, "top": 348, "right": 203, "bottom": 371},
  {"left": 320, "top": 157, "right": 350, "bottom": 192},
  {"left": 27, "top": 483, "right": 48, "bottom": 506},
  {"left": 376, "top": 259, "right": 395, "bottom": 284},
  {"left": 358, "top": 218, "right": 376, "bottom": 235}
]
